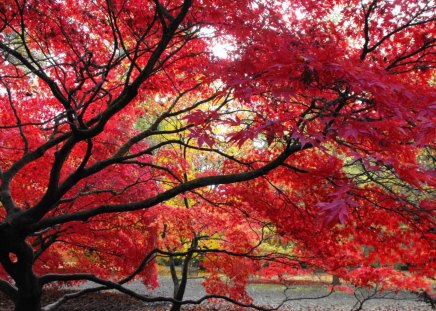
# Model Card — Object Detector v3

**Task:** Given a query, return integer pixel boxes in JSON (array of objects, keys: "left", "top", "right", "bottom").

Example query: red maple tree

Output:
[{"left": 0, "top": 0, "right": 435, "bottom": 310}]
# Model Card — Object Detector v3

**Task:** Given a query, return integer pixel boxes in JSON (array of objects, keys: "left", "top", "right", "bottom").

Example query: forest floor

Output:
[{"left": 0, "top": 275, "right": 433, "bottom": 310}]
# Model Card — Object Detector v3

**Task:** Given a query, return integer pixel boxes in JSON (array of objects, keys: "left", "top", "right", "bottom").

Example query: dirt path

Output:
[
  {"left": 0, "top": 276, "right": 432, "bottom": 310},
  {"left": 74, "top": 275, "right": 432, "bottom": 310}
]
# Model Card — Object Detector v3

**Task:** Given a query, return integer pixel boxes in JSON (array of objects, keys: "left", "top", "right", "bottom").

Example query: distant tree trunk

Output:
[
  {"left": 170, "top": 238, "right": 198, "bottom": 311},
  {"left": 332, "top": 274, "right": 341, "bottom": 286},
  {"left": 169, "top": 256, "right": 180, "bottom": 299}
]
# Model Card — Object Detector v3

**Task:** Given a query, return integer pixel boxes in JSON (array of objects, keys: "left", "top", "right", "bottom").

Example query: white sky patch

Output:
[
  {"left": 200, "top": 26, "right": 237, "bottom": 59},
  {"left": 211, "top": 41, "right": 236, "bottom": 59},
  {"left": 200, "top": 1, "right": 308, "bottom": 59},
  {"left": 327, "top": 5, "right": 344, "bottom": 24}
]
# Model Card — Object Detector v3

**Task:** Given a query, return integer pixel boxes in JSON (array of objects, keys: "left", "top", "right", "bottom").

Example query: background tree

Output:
[{"left": 0, "top": 0, "right": 435, "bottom": 310}]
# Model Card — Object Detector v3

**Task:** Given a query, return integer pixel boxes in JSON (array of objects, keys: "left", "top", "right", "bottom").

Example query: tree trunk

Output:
[
  {"left": 0, "top": 224, "right": 42, "bottom": 311},
  {"left": 169, "top": 256, "right": 180, "bottom": 299},
  {"left": 332, "top": 274, "right": 341, "bottom": 286},
  {"left": 14, "top": 270, "right": 41, "bottom": 311},
  {"left": 15, "top": 290, "right": 42, "bottom": 311},
  {"left": 170, "top": 239, "right": 198, "bottom": 311}
]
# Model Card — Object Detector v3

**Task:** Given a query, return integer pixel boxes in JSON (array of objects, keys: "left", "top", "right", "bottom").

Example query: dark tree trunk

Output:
[
  {"left": 170, "top": 239, "right": 198, "bottom": 311},
  {"left": 14, "top": 270, "right": 41, "bottom": 311},
  {"left": 332, "top": 274, "right": 341, "bottom": 286},
  {"left": 169, "top": 256, "right": 180, "bottom": 299},
  {"left": 0, "top": 224, "right": 41, "bottom": 311},
  {"left": 15, "top": 291, "right": 41, "bottom": 311}
]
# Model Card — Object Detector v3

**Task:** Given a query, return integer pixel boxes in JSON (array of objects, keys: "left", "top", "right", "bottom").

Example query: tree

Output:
[{"left": 0, "top": 0, "right": 435, "bottom": 310}]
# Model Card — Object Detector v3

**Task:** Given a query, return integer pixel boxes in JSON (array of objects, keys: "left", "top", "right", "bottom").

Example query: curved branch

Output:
[
  {"left": 0, "top": 279, "right": 17, "bottom": 302},
  {"left": 30, "top": 141, "right": 310, "bottom": 232},
  {"left": 41, "top": 276, "right": 333, "bottom": 311}
]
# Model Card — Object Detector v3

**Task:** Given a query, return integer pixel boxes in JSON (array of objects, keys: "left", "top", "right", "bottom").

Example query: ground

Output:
[{"left": 0, "top": 276, "right": 432, "bottom": 310}]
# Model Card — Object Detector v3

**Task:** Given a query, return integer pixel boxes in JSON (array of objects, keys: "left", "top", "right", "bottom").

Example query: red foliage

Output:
[{"left": 0, "top": 0, "right": 435, "bottom": 309}]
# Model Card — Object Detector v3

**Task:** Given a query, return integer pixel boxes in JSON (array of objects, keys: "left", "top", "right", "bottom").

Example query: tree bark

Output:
[
  {"left": 170, "top": 239, "right": 198, "bottom": 311},
  {"left": 15, "top": 286, "right": 42, "bottom": 311},
  {"left": 332, "top": 274, "right": 341, "bottom": 286},
  {"left": 169, "top": 256, "right": 180, "bottom": 299},
  {"left": 0, "top": 224, "right": 41, "bottom": 311},
  {"left": 14, "top": 268, "right": 41, "bottom": 311}
]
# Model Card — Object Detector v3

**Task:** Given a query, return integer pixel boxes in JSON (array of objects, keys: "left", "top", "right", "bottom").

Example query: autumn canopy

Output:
[{"left": 0, "top": 0, "right": 435, "bottom": 310}]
